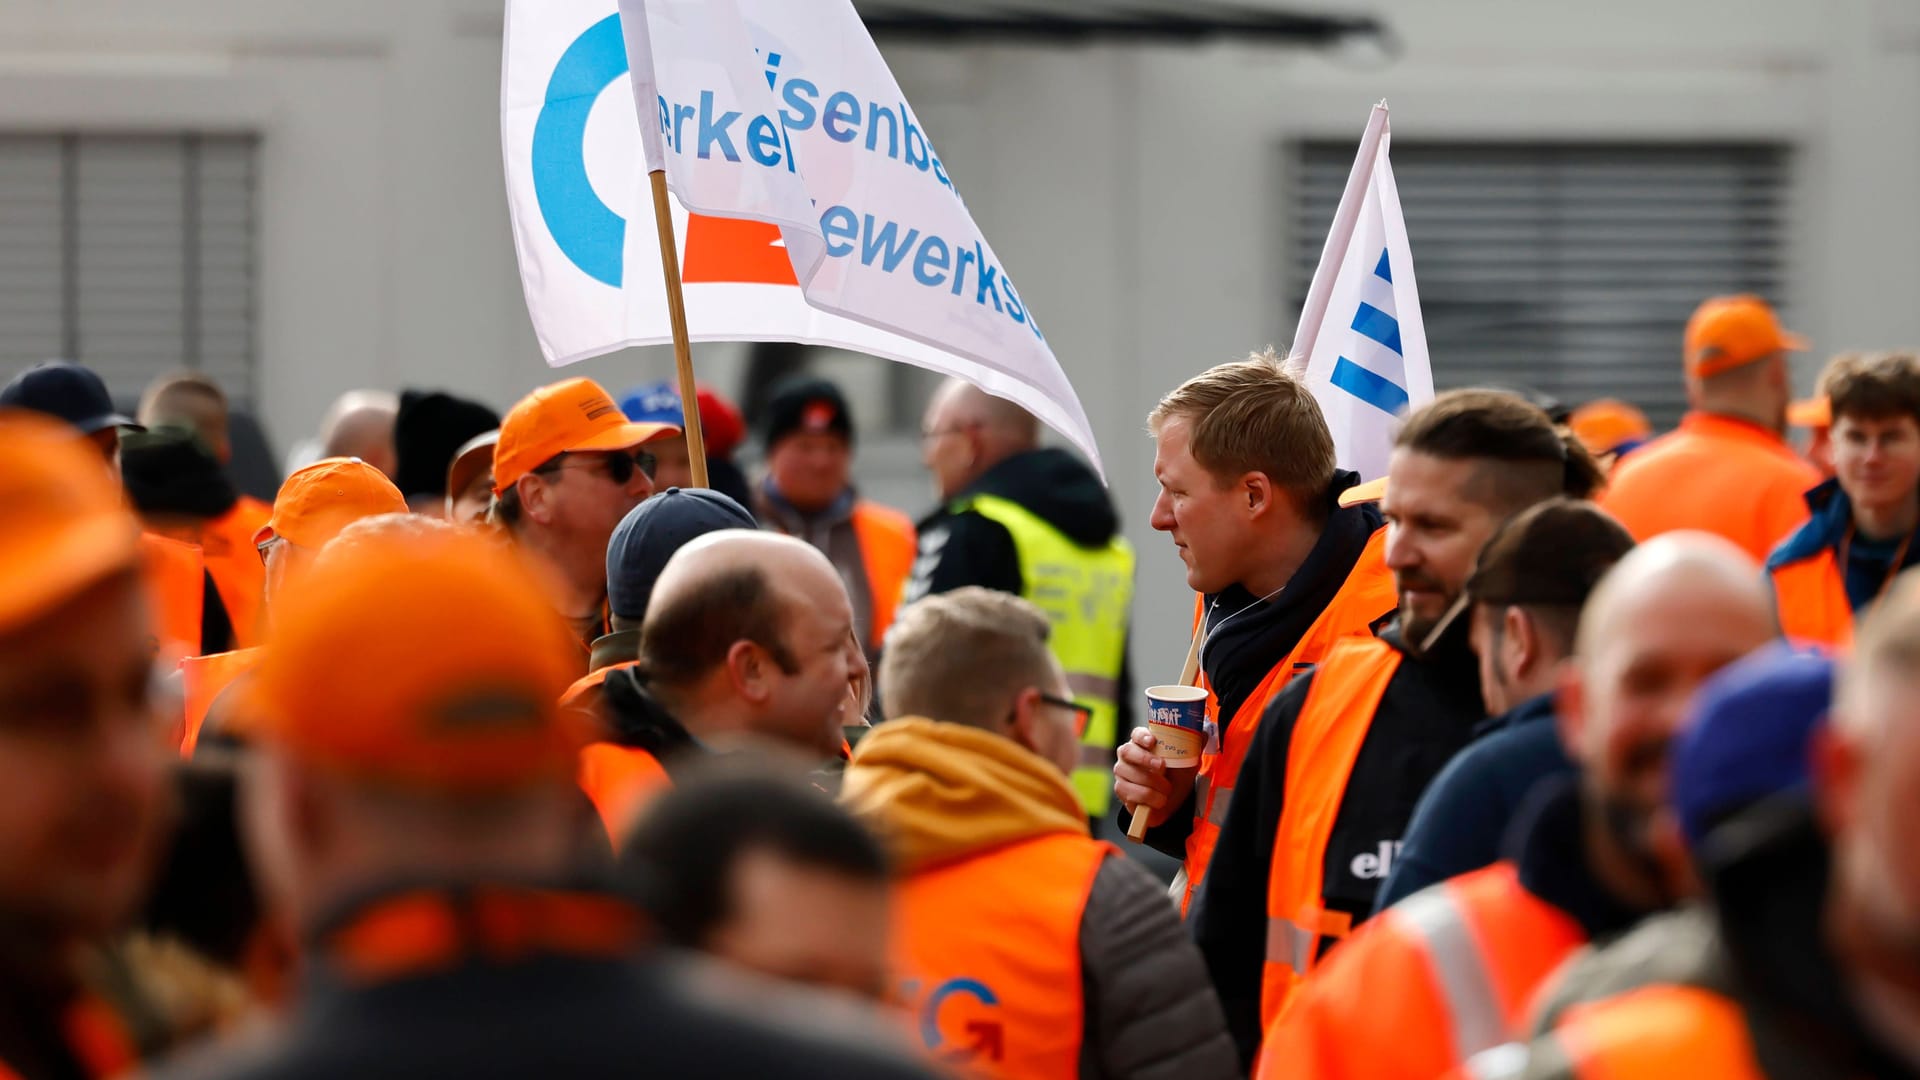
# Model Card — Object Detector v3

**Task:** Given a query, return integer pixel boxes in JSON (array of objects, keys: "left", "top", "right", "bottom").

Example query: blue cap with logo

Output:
[
  {"left": 606, "top": 487, "right": 757, "bottom": 621},
  {"left": 1671, "top": 641, "right": 1833, "bottom": 850}
]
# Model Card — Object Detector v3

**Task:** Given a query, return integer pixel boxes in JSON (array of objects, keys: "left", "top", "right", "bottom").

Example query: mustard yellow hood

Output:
[{"left": 840, "top": 718, "right": 1088, "bottom": 875}]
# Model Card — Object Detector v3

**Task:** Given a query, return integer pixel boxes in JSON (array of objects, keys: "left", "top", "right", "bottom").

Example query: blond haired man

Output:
[
  {"left": 844, "top": 587, "right": 1235, "bottom": 1080},
  {"left": 1113, "top": 349, "right": 1398, "bottom": 913}
]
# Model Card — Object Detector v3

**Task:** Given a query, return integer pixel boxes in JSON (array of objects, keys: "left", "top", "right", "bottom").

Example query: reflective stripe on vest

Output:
[
  {"left": 141, "top": 532, "right": 205, "bottom": 660},
  {"left": 1180, "top": 527, "right": 1397, "bottom": 915},
  {"left": 1768, "top": 546, "right": 1854, "bottom": 648},
  {"left": 179, "top": 648, "right": 264, "bottom": 757},
  {"left": 1552, "top": 984, "right": 1765, "bottom": 1080},
  {"left": 1395, "top": 887, "right": 1508, "bottom": 1060},
  {"left": 891, "top": 832, "right": 1106, "bottom": 1079},
  {"left": 1260, "top": 635, "right": 1402, "bottom": 1030},
  {"left": 851, "top": 501, "right": 917, "bottom": 653},
  {"left": 957, "top": 494, "right": 1134, "bottom": 818}
]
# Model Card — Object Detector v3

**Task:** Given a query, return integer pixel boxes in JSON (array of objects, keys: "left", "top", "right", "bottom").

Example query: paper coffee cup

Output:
[{"left": 1144, "top": 684, "right": 1210, "bottom": 768}]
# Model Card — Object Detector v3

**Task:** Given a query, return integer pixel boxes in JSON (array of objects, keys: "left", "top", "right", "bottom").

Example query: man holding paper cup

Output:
[
  {"left": 1114, "top": 350, "right": 1398, "bottom": 913},
  {"left": 1189, "top": 390, "right": 1607, "bottom": 1065}
]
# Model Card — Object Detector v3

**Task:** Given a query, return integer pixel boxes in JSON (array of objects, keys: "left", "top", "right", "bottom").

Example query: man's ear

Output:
[
  {"left": 1505, "top": 606, "right": 1540, "bottom": 683},
  {"left": 1007, "top": 687, "right": 1044, "bottom": 754},
  {"left": 1242, "top": 471, "right": 1277, "bottom": 521},
  {"left": 517, "top": 473, "right": 554, "bottom": 526},
  {"left": 725, "top": 640, "right": 772, "bottom": 706}
]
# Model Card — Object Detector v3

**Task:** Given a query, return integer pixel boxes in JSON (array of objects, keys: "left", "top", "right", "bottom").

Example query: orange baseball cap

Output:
[
  {"left": 1337, "top": 475, "right": 1388, "bottom": 509},
  {"left": 0, "top": 411, "right": 143, "bottom": 636},
  {"left": 241, "top": 530, "right": 586, "bottom": 789},
  {"left": 1788, "top": 395, "right": 1831, "bottom": 429},
  {"left": 1569, "top": 398, "right": 1653, "bottom": 457},
  {"left": 1685, "top": 295, "right": 1808, "bottom": 379},
  {"left": 492, "top": 378, "right": 679, "bottom": 496},
  {"left": 256, "top": 458, "right": 409, "bottom": 549}
]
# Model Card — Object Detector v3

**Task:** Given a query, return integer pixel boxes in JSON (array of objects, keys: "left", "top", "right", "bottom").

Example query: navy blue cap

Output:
[
  {"left": 1671, "top": 641, "right": 1833, "bottom": 849},
  {"left": 606, "top": 487, "right": 757, "bottom": 621},
  {"left": 0, "top": 361, "right": 139, "bottom": 435}
]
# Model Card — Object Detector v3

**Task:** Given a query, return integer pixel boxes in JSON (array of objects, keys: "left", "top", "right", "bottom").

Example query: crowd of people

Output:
[{"left": 0, "top": 290, "right": 1917, "bottom": 1079}]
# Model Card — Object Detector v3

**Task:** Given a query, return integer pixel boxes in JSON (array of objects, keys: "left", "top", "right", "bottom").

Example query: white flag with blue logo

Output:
[
  {"left": 1288, "top": 103, "right": 1433, "bottom": 482},
  {"left": 500, "top": 0, "right": 1102, "bottom": 476}
]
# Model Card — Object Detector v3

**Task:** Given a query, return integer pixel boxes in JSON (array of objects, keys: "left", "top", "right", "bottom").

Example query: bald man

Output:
[
  {"left": 318, "top": 390, "right": 399, "bottom": 479},
  {"left": 637, "top": 531, "right": 866, "bottom": 761},
  {"left": 910, "top": 378, "right": 1135, "bottom": 820},
  {"left": 1253, "top": 532, "right": 1777, "bottom": 1080}
]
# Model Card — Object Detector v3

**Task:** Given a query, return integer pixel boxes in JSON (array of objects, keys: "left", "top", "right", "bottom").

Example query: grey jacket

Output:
[{"left": 1078, "top": 856, "right": 1239, "bottom": 1080}]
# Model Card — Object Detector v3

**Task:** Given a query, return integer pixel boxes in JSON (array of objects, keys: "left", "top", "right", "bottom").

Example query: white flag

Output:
[
  {"left": 501, "top": 0, "right": 1102, "bottom": 475},
  {"left": 1288, "top": 104, "right": 1433, "bottom": 482}
]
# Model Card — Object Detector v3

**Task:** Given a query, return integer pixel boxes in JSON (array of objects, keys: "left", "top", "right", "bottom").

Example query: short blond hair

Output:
[
  {"left": 1148, "top": 348, "right": 1336, "bottom": 512},
  {"left": 880, "top": 588, "right": 1057, "bottom": 728}
]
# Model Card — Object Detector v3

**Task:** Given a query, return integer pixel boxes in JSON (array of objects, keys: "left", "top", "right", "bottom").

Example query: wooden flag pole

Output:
[
  {"left": 1126, "top": 626, "right": 1206, "bottom": 842},
  {"left": 647, "top": 169, "right": 709, "bottom": 489}
]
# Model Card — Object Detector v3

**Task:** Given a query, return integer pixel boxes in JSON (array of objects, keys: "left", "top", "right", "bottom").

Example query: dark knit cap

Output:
[
  {"left": 393, "top": 390, "right": 501, "bottom": 499},
  {"left": 759, "top": 375, "right": 853, "bottom": 451}
]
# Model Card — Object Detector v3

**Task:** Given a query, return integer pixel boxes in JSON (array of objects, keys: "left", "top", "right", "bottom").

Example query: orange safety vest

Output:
[
  {"left": 577, "top": 741, "right": 671, "bottom": 844},
  {"left": 1182, "top": 526, "right": 1396, "bottom": 914},
  {"left": 1260, "top": 634, "right": 1403, "bottom": 1031},
  {"left": 560, "top": 660, "right": 640, "bottom": 713},
  {"left": 1768, "top": 547, "right": 1853, "bottom": 649},
  {"left": 1503, "top": 984, "right": 1765, "bottom": 1080},
  {"left": 139, "top": 532, "right": 204, "bottom": 658},
  {"left": 851, "top": 501, "right": 916, "bottom": 652},
  {"left": 178, "top": 647, "right": 263, "bottom": 756},
  {"left": 199, "top": 501, "right": 269, "bottom": 648},
  {"left": 892, "top": 832, "right": 1107, "bottom": 1079},
  {"left": 1254, "top": 862, "right": 1587, "bottom": 1080}
]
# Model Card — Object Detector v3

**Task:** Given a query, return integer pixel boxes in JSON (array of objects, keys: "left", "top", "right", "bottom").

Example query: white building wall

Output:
[{"left": 3, "top": 0, "right": 1918, "bottom": 676}]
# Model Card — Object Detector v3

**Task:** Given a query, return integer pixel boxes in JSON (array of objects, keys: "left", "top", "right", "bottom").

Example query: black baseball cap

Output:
[
  {"left": 0, "top": 361, "right": 140, "bottom": 435},
  {"left": 606, "top": 487, "right": 757, "bottom": 621}
]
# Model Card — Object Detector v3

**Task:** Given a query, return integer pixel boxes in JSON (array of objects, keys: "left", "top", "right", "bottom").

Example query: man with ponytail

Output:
[{"left": 1190, "top": 389, "right": 1604, "bottom": 1067}]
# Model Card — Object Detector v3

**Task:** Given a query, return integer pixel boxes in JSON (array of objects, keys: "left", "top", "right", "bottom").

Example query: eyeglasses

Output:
[
  {"left": 540, "top": 449, "right": 657, "bottom": 485},
  {"left": 1038, "top": 693, "right": 1093, "bottom": 738}
]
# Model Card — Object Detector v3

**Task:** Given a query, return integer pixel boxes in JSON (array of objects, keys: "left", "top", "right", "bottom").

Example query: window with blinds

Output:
[
  {"left": 0, "top": 133, "right": 259, "bottom": 403},
  {"left": 1287, "top": 142, "right": 1793, "bottom": 427}
]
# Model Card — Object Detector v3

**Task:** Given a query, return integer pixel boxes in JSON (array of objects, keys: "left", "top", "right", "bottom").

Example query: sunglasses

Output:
[
  {"left": 1038, "top": 693, "right": 1093, "bottom": 738},
  {"left": 542, "top": 449, "right": 657, "bottom": 485}
]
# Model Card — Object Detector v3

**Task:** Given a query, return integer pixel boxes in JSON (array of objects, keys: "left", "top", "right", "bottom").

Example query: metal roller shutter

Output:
[
  {"left": 1288, "top": 142, "right": 1793, "bottom": 428},
  {"left": 0, "top": 133, "right": 259, "bottom": 405}
]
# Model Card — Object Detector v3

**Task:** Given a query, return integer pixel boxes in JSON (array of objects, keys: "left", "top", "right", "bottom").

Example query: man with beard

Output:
[
  {"left": 1251, "top": 533, "right": 1776, "bottom": 1080},
  {"left": 1190, "top": 389, "right": 1605, "bottom": 1065},
  {"left": 1485, "top": 569, "right": 1920, "bottom": 1079}
]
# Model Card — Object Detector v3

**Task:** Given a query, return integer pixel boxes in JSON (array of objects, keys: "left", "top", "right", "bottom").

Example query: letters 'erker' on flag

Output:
[
  {"left": 500, "top": 0, "right": 1102, "bottom": 476},
  {"left": 1288, "top": 103, "right": 1433, "bottom": 482}
]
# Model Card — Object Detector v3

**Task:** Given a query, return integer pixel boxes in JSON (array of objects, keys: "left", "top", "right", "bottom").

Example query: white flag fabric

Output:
[
  {"left": 501, "top": 0, "right": 1102, "bottom": 474},
  {"left": 1288, "top": 104, "right": 1433, "bottom": 482}
]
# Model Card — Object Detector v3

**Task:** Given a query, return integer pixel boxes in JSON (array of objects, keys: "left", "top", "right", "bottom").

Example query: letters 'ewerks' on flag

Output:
[
  {"left": 1288, "top": 103, "right": 1433, "bottom": 482},
  {"left": 501, "top": 0, "right": 1102, "bottom": 475}
]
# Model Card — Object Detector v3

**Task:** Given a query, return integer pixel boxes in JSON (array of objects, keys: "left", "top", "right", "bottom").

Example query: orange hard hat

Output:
[
  {"left": 256, "top": 458, "right": 408, "bottom": 549},
  {"left": 1685, "top": 295, "right": 1808, "bottom": 379},
  {"left": 492, "top": 378, "right": 679, "bottom": 496},
  {"left": 240, "top": 529, "right": 586, "bottom": 789},
  {"left": 1788, "top": 395, "right": 1831, "bottom": 429},
  {"left": 0, "top": 410, "right": 143, "bottom": 635},
  {"left": 1569, "top": 398, "right": 1653, "bottom": 457}
]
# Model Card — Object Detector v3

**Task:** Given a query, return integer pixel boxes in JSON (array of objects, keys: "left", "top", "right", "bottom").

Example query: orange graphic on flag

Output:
[{"left": 682, "top": 215, "right": 799, "bottom": 286}]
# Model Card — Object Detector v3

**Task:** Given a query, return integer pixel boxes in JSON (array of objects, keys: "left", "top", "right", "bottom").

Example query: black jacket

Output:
[
  {"left": 905, "top": 448, "right": 1133, "bottom": 745},
  {"left": 1190, "top": 616, "right": 1485, "bottom": 1066},
  {"left": 598, "top": 666, "right": 702, "bottom": 775},
  {"left": 1128, "top": 476, "right": 1386, "bottom": 858},
  {"left": 152, "top": 882, "right": 933, "bottom": 1080},
  {"left": 1374, "top": 693, "right": 1574, "bottom": 911}
]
